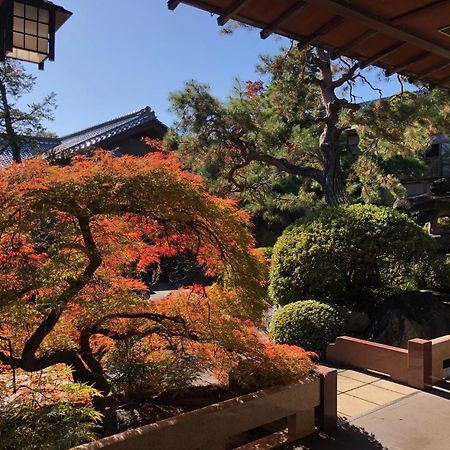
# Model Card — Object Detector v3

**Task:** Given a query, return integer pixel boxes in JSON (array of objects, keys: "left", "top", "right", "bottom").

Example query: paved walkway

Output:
[
  {"left": 286, "top": 371, "right": 450, "bottom": 450},
  {"left": 336, "top": 368, "right": 418, "bottom": 419}
]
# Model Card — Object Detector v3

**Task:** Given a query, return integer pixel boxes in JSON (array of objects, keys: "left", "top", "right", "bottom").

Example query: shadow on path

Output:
[
  {"left": 427, "top": 379, "right": 450, "bottom": 400},
  {"left": 284, "top": 424, "right": 386, "bottom": 450}
]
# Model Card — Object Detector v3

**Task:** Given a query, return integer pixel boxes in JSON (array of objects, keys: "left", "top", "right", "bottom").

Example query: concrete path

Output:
[
  {"left": 286, "top": 375, "right": 450, "bottom": 450},
  {"left": 148, "top": 281, "right": 180, "bottom": 300},
  {"left": 336, "top": 369, "right": 418, "bottom": 419}
]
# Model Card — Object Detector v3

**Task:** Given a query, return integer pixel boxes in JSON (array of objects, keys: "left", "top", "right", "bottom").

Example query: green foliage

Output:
[
  {"left": 0, "top": 60, "right": 56, "bottom": 148},
  {"left": 269, "top": 204, "right": 438, "bottom": 306},
  {"left": 258, "top": 246, "right": 273, "bottom": 259},
  {"left": 105, "top": 339, "right": 200, "bottom": 396},
  {"left": 269, "top": 300, "right": 347, "bottom": 354},
  {"left": 168, "top": 47, "right": 449, "bottom": 214},
  {"left": 0, "top": 368, "right": 101, "bottom": 450},
  {"left": 350, "top": 89, "right": 450, "bottom": 205},
  {"left": 167, "top": 48, "right": 327, "bottom": 228},
  {"left": 0, "top": 401, "right": 101, "bottom": 450},
  {"left": 0, "top": 377, "right": 102, "bottom": 450}
]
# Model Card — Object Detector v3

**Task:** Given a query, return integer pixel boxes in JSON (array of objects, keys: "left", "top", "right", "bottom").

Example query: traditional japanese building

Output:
[{"left": 0, "top": 106, "right": 167, "bottom": 167}]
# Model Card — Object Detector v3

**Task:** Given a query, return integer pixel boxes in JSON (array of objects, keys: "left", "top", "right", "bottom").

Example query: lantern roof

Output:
[{"left": 169, "top": 0, "right": 450, "bottom": 89}]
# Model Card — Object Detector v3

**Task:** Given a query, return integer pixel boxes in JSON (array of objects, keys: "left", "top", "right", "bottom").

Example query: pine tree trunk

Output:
[
  {"left": 323, "top": 151, "right": 347, "bottom": 206},
  {"left": 0, "top": 78, "right": 21, "bottom": 163},
  {"left": 317, "top": 48, "right": 349, "bottom": 206}
]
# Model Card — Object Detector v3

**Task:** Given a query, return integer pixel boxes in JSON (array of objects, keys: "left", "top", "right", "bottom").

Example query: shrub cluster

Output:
[
  {"left": 269, "top": 300, "right": 347, "bottom": 354},
  {"left": 269, "top": 204, "right": 437, "bottom": 306}
]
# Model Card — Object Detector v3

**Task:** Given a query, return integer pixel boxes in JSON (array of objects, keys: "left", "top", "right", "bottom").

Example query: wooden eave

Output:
[{"left": 169, "top": 0, "right": 450, "bottom": 89}]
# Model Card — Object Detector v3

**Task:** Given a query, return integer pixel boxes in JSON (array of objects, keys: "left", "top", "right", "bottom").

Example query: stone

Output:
[
  {"left": 347, "top": 310, "right": 371, "bottom": 333},
  {"left": 430, "top": 178, "right": 450, "bottom": 195},
  {"left": 370, "top": 291, "right": 450, "bottom": 347}
]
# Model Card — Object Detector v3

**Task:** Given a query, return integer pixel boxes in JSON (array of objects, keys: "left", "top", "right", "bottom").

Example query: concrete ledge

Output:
[
  {"left": 431, "top": 335, "right": 450, "bottom": 383},
  {"left": 72, "top": 370, "right": 335, "bottom": 450},
  {"left": 327, "top": 335, "right": 450, "bottom": 389},
  {"left": 327, "top": 336, "right": 408, "bottom": 383}
]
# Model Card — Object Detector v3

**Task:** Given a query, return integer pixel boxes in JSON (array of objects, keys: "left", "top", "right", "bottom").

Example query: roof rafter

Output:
[
  {"left": 390, "top": 0, "right": 449, "bottom": 23},
  {"left": 168, "top": 0, "right": 450, "bottom": 88},
  {"left": 217, "top": 0, "right": 250, "bottom": 26},
  {"left": 385, "top": 51, "right": 430, "bottom": 76},
  {"left": 260, "top": 1, "right": 307, "bottom": 39},
  {"left": 334, "top": 29, "right": 377, "bottom": 56},
  {"left": 297, "top": 16, "right": 344, "bottom": 51},
  {"left": 360, "top": 41, "right": 407, "bottom": 68},
  {"left": 302, "top": 0, "right": 450, "bottom": 60},
  {"left": 419, "top": 61, "right": 450, "bottom": 79},
  {"left": 168, "top": 0, "right": 182, "bottom": 11},
  {"left": 436, "top": 73, "right": 450, "bottom": 86}
]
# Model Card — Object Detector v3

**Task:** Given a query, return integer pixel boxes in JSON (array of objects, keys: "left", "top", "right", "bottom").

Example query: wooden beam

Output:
[
  {"left": 335, "top": 29, "right": 377, "bottom": 56},
  {"left": 168, "top": 0, "right": 182, "bottom": 11},
  {"left": 436, "top": 73, "right": 450, "bottom": 87},
  {"left": 49, "top": 9, "right": 56, "bottom": 61},
  {"left": 260, "top": 1, "right": 306, "bottom": 39},
  {"left": 302, "top": 0, "right": 450, "bottom": 60},
  {"left": 217, "top": 0, "right": 250, "bottom": 26},
  {"left": 390, "top": 0, "right": 449, "bottom": 23},
  {"left": 360, "top": 41, "right": 407, "bottom": 68},
  {"left": 419, "top": 61, "right": 450, "bottom": 79},
  {"left": 385, "top": 50, "right": 429, "bottom": 76},
  {"left": 297, "top": 16, "right": 344, "bottom": 51}
]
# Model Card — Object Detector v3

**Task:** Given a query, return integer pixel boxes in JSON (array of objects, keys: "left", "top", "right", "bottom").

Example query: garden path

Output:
[{"left": 287, "top": 370, "right": 450, "bottom": 450}]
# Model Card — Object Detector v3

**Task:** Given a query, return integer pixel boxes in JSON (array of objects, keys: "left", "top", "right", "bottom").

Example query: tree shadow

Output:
[{"left": 283, "top": 423, "right": 386, "bottom": 450}]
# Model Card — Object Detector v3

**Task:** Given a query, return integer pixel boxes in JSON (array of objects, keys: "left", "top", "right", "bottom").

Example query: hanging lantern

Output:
[{"left": 0, "top": 0, "right": 72, "bottom": 69}]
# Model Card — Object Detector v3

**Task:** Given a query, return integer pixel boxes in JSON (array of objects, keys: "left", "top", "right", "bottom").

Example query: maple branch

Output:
[
  {"left": 21, "top": 214, "right": 102, "bottom": 366},
  {"left": 79, "top": 311, "right": 201, "bottom": 375}
]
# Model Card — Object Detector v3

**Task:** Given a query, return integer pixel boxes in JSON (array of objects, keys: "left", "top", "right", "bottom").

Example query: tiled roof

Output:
[
  {"left": 48, "top": 107, "right": 164, "bottom": 159},
  {"left": 0, "top": 136, "right": 60, "bottom": 167},
  {"left": 0, "top": 107, "right": 166, "bottom": 167}
]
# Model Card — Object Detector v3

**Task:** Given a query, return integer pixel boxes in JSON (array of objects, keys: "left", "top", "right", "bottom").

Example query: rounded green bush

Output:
[
  {"left": 269, "top": 204, "right": 436, "bottom": 306},
  {"left": 269, "top": 300, "right": 346, "bottom": 354}
]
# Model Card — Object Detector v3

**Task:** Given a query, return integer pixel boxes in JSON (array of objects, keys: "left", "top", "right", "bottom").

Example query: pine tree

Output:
[{"left": 0, "top": 59, "right": 56, "bottom": 163}]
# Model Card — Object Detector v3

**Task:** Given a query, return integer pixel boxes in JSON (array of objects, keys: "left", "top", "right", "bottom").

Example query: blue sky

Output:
[{"left": 21, "top": 0, "right": 411, "bottom": 137}]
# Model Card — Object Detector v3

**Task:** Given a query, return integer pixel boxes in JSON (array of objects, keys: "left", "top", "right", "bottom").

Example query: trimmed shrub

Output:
[
  {"left": 269, "top": 204, "right": 436, "bottom": 306},
  {"left": 269, "top": 300, "right": 347, "bottom": 354}
]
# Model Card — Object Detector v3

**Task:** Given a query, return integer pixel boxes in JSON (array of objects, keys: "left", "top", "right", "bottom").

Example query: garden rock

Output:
[
  {"left": 347, "top": 311, "right": 371, "bottom": 333},
  {"left": 370, "top": 291, "right": 450, "bottom": 347}
]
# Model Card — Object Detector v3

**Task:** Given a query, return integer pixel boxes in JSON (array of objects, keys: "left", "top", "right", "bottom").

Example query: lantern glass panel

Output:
[
  {"left": 14, "top": 2, "right": 24, "bottom": 16},
  {"left": 38, "top": 38, "right": 47, "bottom": 53},
  {"left": 13, "top": 32, "right": 23, "bottom": 47},
  {"left": 39, "top": 8, "right": 49, "bottom": 22},
  {"left": 24, "top": 35, "right": 36, "bottom": 51},
  {"left": 8, "top": 48, "right": 45, "bottom": 63},
  {"left": 38, "top": 23, "right": 48, "bottom": 37},
  {"left": 25, "top": 19, "right": 37, "bottom": 35},
  {"left": 13, "top": 17, "right": 24, "bottom": 32},
  {"left": 25, "top": 5, "right": 38, "bottom": 20}
]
